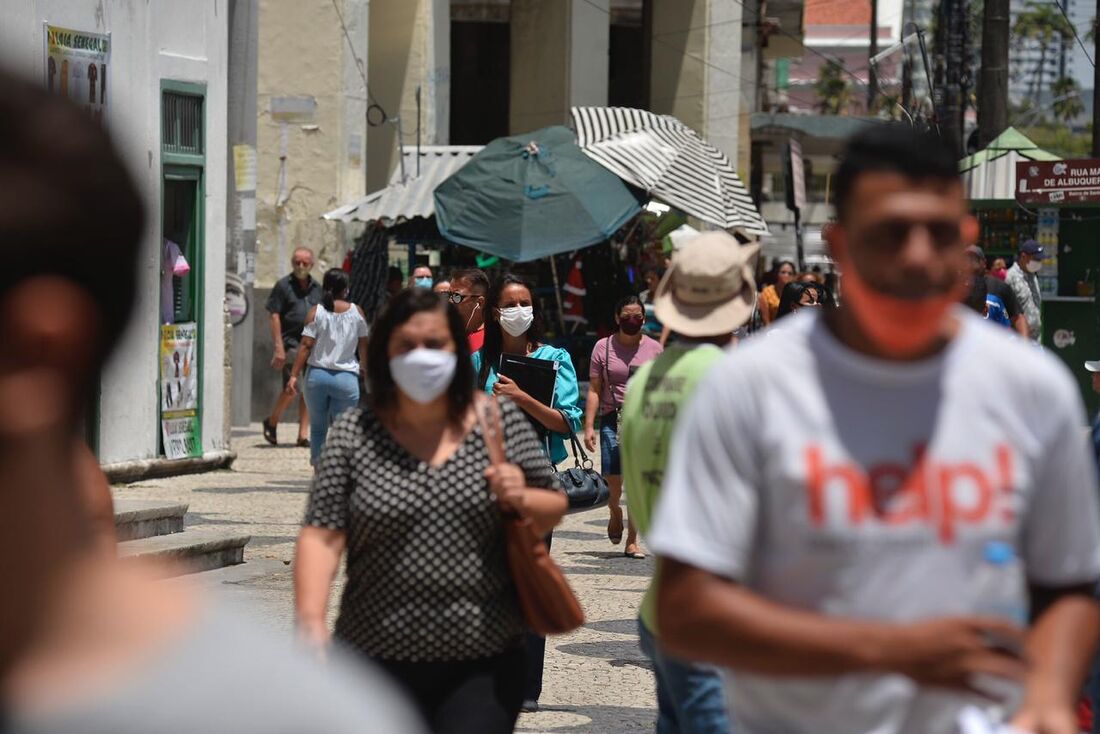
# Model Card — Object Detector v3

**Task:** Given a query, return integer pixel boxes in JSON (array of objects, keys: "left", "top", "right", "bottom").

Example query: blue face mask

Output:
[{"left": 415, "top": 277, "right": 433, "bottom": 289}]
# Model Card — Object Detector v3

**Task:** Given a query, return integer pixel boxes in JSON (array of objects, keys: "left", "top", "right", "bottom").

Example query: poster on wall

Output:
[
  {"left": 43, "top": 24, "right": 110, "bottom": 122},
  {"left": 160, "top": 323, "right": 201, "bottom": 460}
]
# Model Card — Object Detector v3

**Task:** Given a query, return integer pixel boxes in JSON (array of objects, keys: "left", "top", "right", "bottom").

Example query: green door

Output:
[{"left": 159, "top": 82, "right": 206, "bottom": 458}]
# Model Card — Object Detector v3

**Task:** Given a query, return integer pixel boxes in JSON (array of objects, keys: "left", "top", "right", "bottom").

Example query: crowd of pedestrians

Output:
[{"left": 8, "top": 62, "right": 1100, "bottom": 734}]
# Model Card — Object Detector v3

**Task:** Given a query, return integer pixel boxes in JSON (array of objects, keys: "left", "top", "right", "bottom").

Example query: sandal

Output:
[
  {"left": 608, "top": 508, "right": 624, "bottom": 546},
  {"left": 624, "top": 546, "right": 646, "bottom": 560},
  {"left": 297, "top": 438, "right": 310, "bottom": 448},
  {"left": 262, "top": 418, "right": 278, "bottom": 446}
]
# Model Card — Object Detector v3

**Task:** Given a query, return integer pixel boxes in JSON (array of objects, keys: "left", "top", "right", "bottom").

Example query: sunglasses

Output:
[{"left": 443, "top": 291, "right": 477, "bottom": 305}]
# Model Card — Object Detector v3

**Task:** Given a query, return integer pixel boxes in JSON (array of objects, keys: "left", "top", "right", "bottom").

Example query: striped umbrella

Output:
[{"left": 571, "top": 106, "right": 768, "bottom": 235}]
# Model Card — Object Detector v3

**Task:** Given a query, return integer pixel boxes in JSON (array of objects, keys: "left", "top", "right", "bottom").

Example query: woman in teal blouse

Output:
[
  {"left": 471, "top": 272, "right": 582, "bottom": 712},
  {"left": 472, "top": 274, "right": 583, "bottom": 466}
]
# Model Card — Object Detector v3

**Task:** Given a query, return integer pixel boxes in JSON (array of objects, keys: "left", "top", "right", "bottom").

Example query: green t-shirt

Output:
[{"left": 621, "top": 343, "right": 725, "bottom": 633}]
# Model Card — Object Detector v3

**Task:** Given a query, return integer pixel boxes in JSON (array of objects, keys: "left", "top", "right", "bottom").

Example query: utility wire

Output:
[
  {"left": 1050, "top": 0, "right": 1095, "bottom": 66},
  {"left": 330, "top": 0, "right": 392, "bottom": 124}
]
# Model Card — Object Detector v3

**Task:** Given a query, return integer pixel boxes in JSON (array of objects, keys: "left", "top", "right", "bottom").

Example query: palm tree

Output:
[
  {"left": 1012, "top": 2, "right": 1075, "bottom": 102},
  {"left": 814, "top": 59, "right": 852, "bottom": 115},
  {"left": 1051, "top": 76, "right": 1084, "bottom": 123}
]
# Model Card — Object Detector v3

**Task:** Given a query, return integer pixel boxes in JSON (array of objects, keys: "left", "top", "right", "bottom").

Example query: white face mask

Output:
[
  {"left": 389, "top": 348, "right": 457, "bottom": 404},
  {"left": 1025, "top": 259, "right": 1043, "bottom": 274},
  {"left": 498, "top": 306, "right": 534, "bottom": 337}
]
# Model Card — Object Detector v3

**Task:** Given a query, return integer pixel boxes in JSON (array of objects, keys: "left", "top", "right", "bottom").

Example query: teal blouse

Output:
[{"left": 472, "top": 345, "right": 583, "bottom": 465}]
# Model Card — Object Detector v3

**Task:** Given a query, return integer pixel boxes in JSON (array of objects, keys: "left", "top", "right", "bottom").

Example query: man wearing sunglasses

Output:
[
  {"left": 446, "top": 268, "right": 490, "bottom": 353},
  {"left": 650, "top": 125, "right": 1100, "bottom": 734}
]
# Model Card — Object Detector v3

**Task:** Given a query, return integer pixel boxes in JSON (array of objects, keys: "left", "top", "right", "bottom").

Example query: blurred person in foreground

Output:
[
  {"left": 649, "top": 124, "right": 1100, "bottom": 734},
  {"left": 621, "top": 231, "right": 758, "bottom": 733},
  {"left": 0, "top": 70, "right": 421, "bottom": 734}
]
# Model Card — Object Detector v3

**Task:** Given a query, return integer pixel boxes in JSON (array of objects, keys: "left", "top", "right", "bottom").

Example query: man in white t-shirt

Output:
[{"left": 648, "top": 124, "right": 1100, "bottom": 734}]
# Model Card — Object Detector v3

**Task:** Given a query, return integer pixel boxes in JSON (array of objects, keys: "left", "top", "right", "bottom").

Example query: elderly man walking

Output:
[{"left": 263, "top": 247, "right": 322, "bottom": 446}]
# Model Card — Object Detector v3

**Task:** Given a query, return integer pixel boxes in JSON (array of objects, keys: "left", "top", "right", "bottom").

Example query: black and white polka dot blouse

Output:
[{"left": 304, "top": 397, "right": 560, "bottom": 662}]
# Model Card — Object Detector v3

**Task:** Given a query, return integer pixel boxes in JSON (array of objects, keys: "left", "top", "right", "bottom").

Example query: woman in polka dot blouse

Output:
[{"left": 294, "top": 288, "right": 567, "bottom": 734}]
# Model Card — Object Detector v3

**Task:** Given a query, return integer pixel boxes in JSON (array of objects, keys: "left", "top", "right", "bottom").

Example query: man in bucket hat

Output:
[{"left": 619, "top": 230, "right": 758, "bottom": 733}]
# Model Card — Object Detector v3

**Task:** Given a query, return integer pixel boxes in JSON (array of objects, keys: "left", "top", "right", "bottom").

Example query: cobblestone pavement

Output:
[{"left": 117, "top": 423, "right": 658, "bottom": 732}]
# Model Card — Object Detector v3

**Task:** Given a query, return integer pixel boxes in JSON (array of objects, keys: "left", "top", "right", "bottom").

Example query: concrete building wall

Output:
[
  {"left": 256, "top": 0, "right": 368, "bottom": 288},
  {"left": 648, "top": 0, "right": 746, "bottom": 173},
  {"left": 0, "top": 0, "right": 230, "bottom": 464},
  {"left": 367, "top": 0, "right": 451, "bottom": 192},
  {"left": 650, "top": 0, "right": 708, "bottom": 132},
  {"left": 509, "top": 0, "right": 610, "bottom": 133}
]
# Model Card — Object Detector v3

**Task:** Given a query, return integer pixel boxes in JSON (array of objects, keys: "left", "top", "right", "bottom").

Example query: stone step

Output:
[
  {"left": 113, "top": 499, "right": 188, "bottom": 541},
  {"left": 118, "top": 528, "right": 251, "bottom": 577}
]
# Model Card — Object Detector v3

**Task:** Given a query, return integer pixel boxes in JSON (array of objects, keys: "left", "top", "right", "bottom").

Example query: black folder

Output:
[{"left": 498, "top": 354, "right": 558, "bottom": 408}]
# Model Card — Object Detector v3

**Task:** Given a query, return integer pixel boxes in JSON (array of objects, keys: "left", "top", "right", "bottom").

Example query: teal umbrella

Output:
[{"left": 433, "top": 126, "right": 643, "bottom": 262}]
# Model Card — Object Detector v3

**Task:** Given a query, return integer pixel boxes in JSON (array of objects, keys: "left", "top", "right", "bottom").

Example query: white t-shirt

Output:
[
  {"left": 303, "top": 304, "right": 368, "bottom": 373},
  {"left": 648, "top": 307, "right": 1100, "bottom": 734}
]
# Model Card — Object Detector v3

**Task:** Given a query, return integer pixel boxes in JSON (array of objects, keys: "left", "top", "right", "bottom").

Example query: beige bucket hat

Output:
[{"left": 653, "top": 231, "right": 759, "bottom": 338}]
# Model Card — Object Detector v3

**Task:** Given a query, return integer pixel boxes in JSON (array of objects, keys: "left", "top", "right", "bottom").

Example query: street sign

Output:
[
  {"left": 1016, "top": 158, "right": 1100, "bottom": 205},
  {"left": 786, "top": 138, "right": 806, "bottom": 213}
]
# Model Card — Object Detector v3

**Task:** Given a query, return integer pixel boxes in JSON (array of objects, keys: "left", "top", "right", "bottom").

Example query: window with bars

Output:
[{"left": 162, "top": 92, "right": 204, "bottom": 156}]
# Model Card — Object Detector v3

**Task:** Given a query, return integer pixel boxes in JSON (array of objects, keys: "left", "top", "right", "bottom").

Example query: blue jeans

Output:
[
  {"left": 599, "top": 419, "right": 621, "bottom": 476},
  {"left": 637, "top": 617, "right": 732, "bottom": 734},
  {"left": 303, "top": 367, "right": 359, "bottom": 465}
]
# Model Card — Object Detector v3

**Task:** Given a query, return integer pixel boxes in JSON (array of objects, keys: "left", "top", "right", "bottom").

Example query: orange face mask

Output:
[
  {"left": 827, "top": 210, "right": 976, "bottom": 359},
  {"left": 839, "top": 265, "right": 962, "bottom": 358}
]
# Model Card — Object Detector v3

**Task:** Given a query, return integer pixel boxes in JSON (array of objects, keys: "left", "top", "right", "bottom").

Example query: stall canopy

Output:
[
  {"left": 433, "top": 126, "right": 644, "bottom": 262},
  {"left": 323, "top": 145, "right": 481, "bottom": 224},
  {"left": 572, "top": 106, "right": 768, "bottom": 235},
  {"left": 959, "top": 128, "right": 1059, "bottom": 201}
]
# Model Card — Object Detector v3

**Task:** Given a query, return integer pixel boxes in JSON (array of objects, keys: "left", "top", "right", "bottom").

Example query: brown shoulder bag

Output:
[{"left": 477, "top": 396, "right": 585, "bottom": 636}]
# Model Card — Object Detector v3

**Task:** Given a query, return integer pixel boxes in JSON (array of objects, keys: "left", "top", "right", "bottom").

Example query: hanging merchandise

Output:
[
  {"left": 1035, "top": 208, "right": 1059, "bottom": 297},
  {"left": 562, "top": 258, "right": 587, "bottom": 332},
  {"left": 173, "top": 252, "right": 191, "bottom": 277},
  {"left": 161, "top": 238, "right": 183, "bottom": 325},
  {"left": 349, "top": 224, "right": 390, "bottom": 323}
]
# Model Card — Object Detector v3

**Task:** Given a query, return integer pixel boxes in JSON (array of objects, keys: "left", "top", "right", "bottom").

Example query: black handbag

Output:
[{"left": 554, "top": 410, "right": 611, "bottom": 514}]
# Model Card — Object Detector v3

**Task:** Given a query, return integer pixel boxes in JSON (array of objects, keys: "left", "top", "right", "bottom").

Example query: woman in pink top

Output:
[{"left": 584, "top": 295, "right": 663, "bottom": 558}]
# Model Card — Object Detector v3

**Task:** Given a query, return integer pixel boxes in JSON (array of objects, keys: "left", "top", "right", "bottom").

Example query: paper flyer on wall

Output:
[
  {"left": 160, "top": 323, "right": 201, "bottom": 460},
  {"left": 44, "top": 24, "right": 110, "bottom": 122}
]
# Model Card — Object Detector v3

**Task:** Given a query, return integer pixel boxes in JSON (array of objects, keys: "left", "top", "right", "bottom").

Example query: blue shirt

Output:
[
  {"left": 472, "top": 345, "right": 583, "bottom": 465},
  {"left": 985, "top": 294, "right": 1011, "bottom": 327}
]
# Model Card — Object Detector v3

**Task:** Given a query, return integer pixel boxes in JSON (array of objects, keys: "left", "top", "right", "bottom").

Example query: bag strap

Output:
[
  {"left": 475, "top": 395, "right": 507, "bottom": 480},
  {"left": 603, "top": 336, "right": 616, "bottom": 411},
  {"left": 555, "top": 408, "right": 594, "bottom": 470}
]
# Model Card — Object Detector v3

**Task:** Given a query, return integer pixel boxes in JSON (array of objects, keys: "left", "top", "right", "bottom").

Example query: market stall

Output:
[
  {"left": 323, "top": 110, "right": 768, "bottom": 371},
  {"left": 1014, "top": 156, "right": 1100, "bottom": 415}
]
